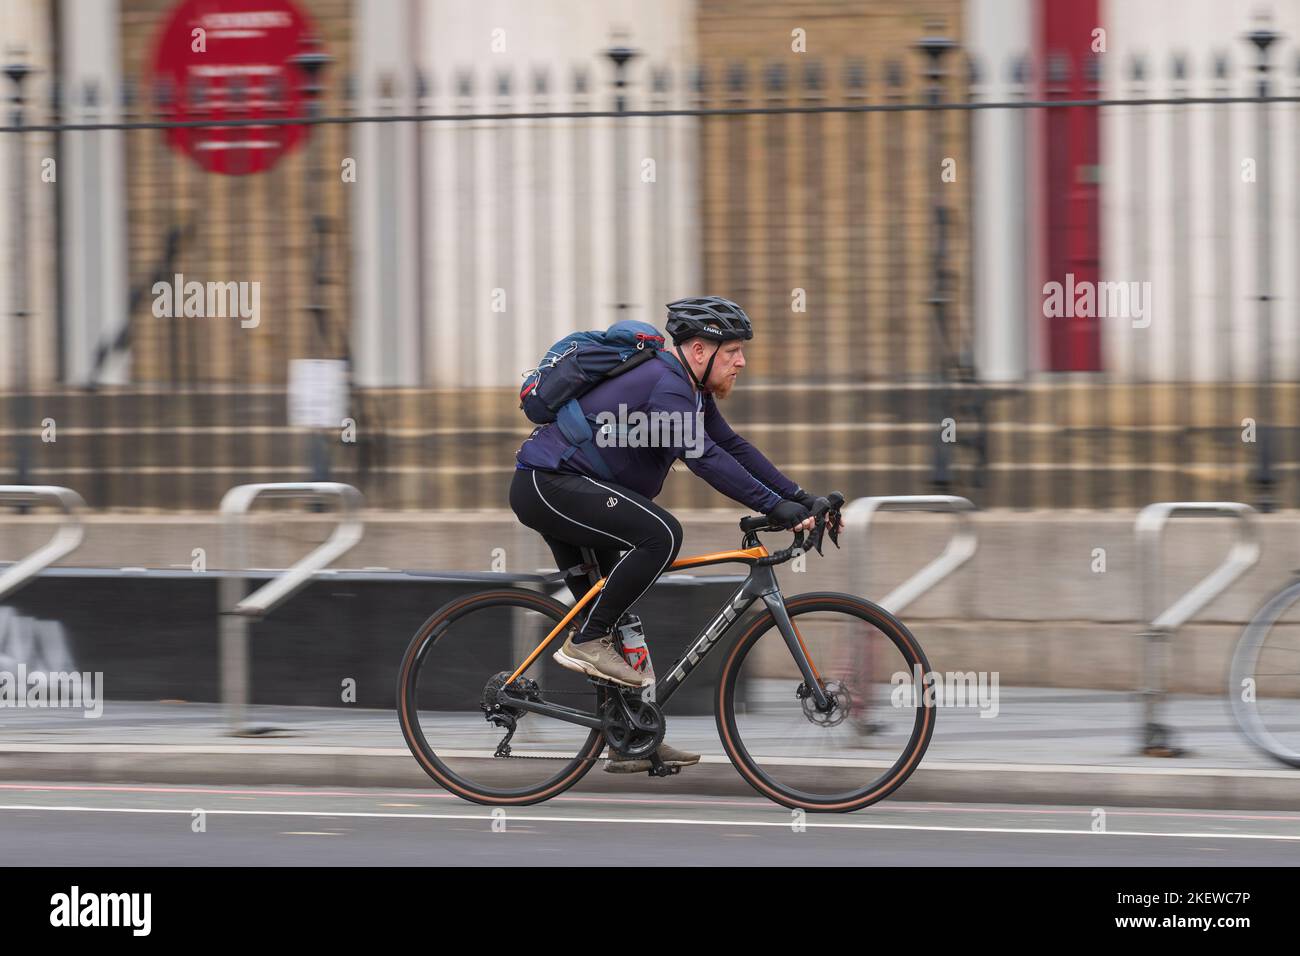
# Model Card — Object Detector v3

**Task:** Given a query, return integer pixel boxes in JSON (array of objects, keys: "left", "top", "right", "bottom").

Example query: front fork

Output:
[{"left": 762, "top": 590, "right": 832, "bottom": 712}]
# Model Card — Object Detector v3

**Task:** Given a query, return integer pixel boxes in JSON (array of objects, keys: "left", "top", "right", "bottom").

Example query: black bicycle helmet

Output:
[
  {"left": 665, "top": 296, "right": 753, "bottom": 393},
  {"left": 665, "top": 296, "right": 754, "bottom": 345}
]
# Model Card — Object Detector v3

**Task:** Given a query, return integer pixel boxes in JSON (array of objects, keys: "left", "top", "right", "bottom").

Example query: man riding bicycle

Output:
[{"left": 509, "top": 296, "right": 832, "bottom": 773}]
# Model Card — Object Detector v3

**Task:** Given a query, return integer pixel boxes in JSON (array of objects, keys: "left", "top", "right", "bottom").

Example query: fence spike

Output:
[
  {"left": 726, "top": 61, "right": 748, "bottom": 96},
  {"left": 843, "top": 57, "right": 866, "bottom": 92},
  {"left": 802, "top": 58, "right": 825, "bottom": 94},
  {"left": 884, "top": 59, "right": 903, "bottom": 90},
  {"left": 765, "top": 61, "right": 787, "bottom": 94},
  {"left": 690, "top": 63, "right": 709, "bottom": 96}
]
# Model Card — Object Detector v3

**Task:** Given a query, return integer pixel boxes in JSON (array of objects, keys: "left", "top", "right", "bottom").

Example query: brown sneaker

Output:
[
  {"left": 605, "top": 741, "right": 701, "bottom": 774},
  {"left": 552, "top": 628, "right": 651, "bottom": 688}
]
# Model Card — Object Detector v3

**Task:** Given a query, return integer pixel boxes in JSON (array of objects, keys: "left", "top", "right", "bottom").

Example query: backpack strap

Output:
[{"left": 555, "top": 399, "right": 616, "bottom": 481}]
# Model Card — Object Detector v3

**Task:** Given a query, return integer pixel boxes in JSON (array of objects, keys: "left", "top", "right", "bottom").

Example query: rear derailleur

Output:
[{"left": 481, "top": 671, "right": 541, "bottom": 758}]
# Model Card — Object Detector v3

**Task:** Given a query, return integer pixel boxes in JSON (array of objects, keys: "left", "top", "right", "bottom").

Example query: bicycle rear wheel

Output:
[
  {"left": 716, "top": 592, "right": 936, "bottom": 812},
  {"left": 1230, "top": 579, "right": 1300, "bottom": 768},
  {"left": 397, "top": 588, "right": 606, "bottom": 805}
]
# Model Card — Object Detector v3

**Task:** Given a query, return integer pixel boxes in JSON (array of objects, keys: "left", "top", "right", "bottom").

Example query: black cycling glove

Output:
[
  {"left": 768, "top": 500, "right": 811, "bottom": 529},
  {"left": 791, "top": 488, "right": 820, "bottom": 511}
]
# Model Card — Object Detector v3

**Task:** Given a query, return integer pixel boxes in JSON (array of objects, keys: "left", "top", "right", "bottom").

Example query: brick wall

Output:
[
  {"left": 693, "top": 0, "right": 968, "bottom": 385},
  {"left": 118, "top": 0, "right": 353, "bottom": 384}
]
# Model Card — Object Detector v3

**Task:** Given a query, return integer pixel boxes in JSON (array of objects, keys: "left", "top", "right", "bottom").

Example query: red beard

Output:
[{"left": 708, "top": 374, "right": 736, "bottom": 400}]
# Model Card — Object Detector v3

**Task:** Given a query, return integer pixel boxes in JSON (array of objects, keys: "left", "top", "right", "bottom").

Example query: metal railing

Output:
[{"left": 2, "top": 28, "right": 1298, "bottom": 512}]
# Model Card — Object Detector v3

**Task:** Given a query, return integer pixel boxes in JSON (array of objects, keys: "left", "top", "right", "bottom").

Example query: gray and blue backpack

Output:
[{"left": 519, "top": 320, "right": 667, "bottom": 479}]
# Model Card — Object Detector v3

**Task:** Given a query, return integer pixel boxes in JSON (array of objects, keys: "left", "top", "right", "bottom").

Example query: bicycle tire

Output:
[
  {"left": 1229, "top": 578, "right": 1300, "bottom": 768},
  {"left": 397, "top": 587, "right": 606, "bottom": 805},
  {"left": 716, "top": 591, "right": 936, "bottom": 812}
]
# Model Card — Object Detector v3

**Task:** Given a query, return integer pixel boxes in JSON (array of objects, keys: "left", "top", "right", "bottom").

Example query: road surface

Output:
[{"left": 1, "top": 781, "right": 1297, "bottom": 865}]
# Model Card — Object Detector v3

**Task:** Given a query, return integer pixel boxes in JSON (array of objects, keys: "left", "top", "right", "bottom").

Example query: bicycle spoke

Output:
[
  {"left": 399, "top": 591, "right": 604, "bottom": 801},
  {"left": 1231, "top": 581, "right": 1300, "bottom": 768},
  {"left": 723, "top": 601, "right": 933, "bottom": 807}
]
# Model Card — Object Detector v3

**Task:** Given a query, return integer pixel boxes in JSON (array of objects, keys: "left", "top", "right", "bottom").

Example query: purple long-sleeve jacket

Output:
[{"left": 515, "top": 351, "right": 802, "bottom": 513}]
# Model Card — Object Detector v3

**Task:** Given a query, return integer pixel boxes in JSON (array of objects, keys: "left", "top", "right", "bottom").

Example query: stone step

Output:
[
  {"left": 1, "top": 382, "right": 1291, "bottom": 432},
  {"left": 0, "top": 418, "right": 1287, "bottom": 472}
]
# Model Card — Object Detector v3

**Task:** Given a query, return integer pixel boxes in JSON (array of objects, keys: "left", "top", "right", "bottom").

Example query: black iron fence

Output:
[{"left": 3, "top": 31, "right": 1300, "bottom": 512}]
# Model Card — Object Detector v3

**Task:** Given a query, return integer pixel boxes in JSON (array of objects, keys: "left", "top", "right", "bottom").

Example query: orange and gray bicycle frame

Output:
[{"left": 498, "top": 534, "right": 832, "bottom": 726}]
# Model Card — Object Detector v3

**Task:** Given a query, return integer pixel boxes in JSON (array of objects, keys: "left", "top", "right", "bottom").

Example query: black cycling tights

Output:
[{"left": 509, "top": 468, "right": 683, "bottom": 643}]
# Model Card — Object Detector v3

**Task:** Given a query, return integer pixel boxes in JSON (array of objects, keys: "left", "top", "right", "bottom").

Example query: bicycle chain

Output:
[{"left": 493, "top": 684, "right": 605, "bottom": 761}]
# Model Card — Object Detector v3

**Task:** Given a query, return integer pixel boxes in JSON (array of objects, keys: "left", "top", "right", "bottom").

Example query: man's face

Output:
[{"left": 685, "top": 338, "right": 746, "bottom": 398}]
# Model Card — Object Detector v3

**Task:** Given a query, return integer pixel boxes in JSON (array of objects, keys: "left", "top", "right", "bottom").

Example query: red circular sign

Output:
[{"left": 151, "top": 0, "right": 318, "bottom": 175}]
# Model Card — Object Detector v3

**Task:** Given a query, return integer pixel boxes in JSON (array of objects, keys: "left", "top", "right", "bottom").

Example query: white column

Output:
[
  {"left": 967, "top": 0, "right": 1033, "bottom": 381},
  {"left": 1102, "top": 0, "right": 1300, "bottom": 382},
  {"left": 351, "top": 0, "right": 422, "bottom": 387},
  {"left": 418, "top": 0, "right": 698, "bottom": 388},
  {"left": 1, "top": 0, "right": 57, "bottom": 390},
  {"left": 59, "top": 0, "right": 127, "bottom": 385}
]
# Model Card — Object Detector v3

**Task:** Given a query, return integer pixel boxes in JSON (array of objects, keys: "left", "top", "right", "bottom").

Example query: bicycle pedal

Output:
[{"left": 646, "top": 752, "right": 676, "bottom": 777}]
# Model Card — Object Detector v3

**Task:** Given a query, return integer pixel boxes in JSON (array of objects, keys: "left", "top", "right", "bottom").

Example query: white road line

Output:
[
  {"left": 4, "top": 745, "right": 1299, "bottom": 778},
  {"left": 0, "top": 804, "right": 1298, "bottom": 841}
]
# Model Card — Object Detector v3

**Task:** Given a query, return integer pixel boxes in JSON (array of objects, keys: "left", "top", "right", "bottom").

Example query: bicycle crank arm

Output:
[{"left": 497, "top": 691, "right": 604, "bottom": 731}]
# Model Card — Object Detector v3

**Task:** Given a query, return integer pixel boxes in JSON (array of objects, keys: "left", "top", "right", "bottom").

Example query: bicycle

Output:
[
  {"left": 1230, "top": 573, "right": 1300, "bottom": 768},
  {"left": 397, "top": 493, "right": 937, "bottom": 811}
]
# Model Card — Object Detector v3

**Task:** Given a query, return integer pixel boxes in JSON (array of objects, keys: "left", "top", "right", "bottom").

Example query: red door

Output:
[{"left": 1040, "top": 0, "right": 1102, "bottom": 371}]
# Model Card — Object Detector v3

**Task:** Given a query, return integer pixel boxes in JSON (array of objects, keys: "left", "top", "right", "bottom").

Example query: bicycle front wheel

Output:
[
  {"left": 397, "top": 588, "right": 607, "bottom": 805},
  {"left": 716, "top": 592, "right": 936, "bottom": 812},
  {"left": 1230, "top": 579, "right": 1300, "bottom": 768}
]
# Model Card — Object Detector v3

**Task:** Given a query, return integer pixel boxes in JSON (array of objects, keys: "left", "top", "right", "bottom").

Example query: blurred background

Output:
[
  {"left": 1, "top": 0, "right": 1300, "bottom": 720},
  {"left": 6, "top": 2, "right": 1300, "bottom": 870},
  {"left": 2, "top": 0, "right": 1298, "bottom": 513}
]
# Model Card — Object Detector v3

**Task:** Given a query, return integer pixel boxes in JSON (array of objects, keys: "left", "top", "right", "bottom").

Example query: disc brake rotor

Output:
[{"left": 799, "top": 679, "right": 852, "bottom": 728}]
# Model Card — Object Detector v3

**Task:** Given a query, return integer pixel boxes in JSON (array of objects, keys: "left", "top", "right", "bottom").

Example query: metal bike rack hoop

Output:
[
  {"left": 1137, "top": 502, "right": 1259, "bottom": 632},
  {"left": 842, "top": 495, "right": 977, "bottom": 615},
  {"left": 219, "top": 481, "right": 364, "bottom": 618},
  {"left": 1134, "top": 501, "right": 1259, "bottom": 757},
  {"left": 218, "top": 482, "right": 363, "bottom": 735},
  {"left": 0, "top": 486, "right": 86, "bottom": 603}
]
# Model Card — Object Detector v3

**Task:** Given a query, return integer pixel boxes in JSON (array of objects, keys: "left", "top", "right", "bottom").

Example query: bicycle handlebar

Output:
[{"left": 743, "top": 492, "right": 845, "bottom": 566}]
